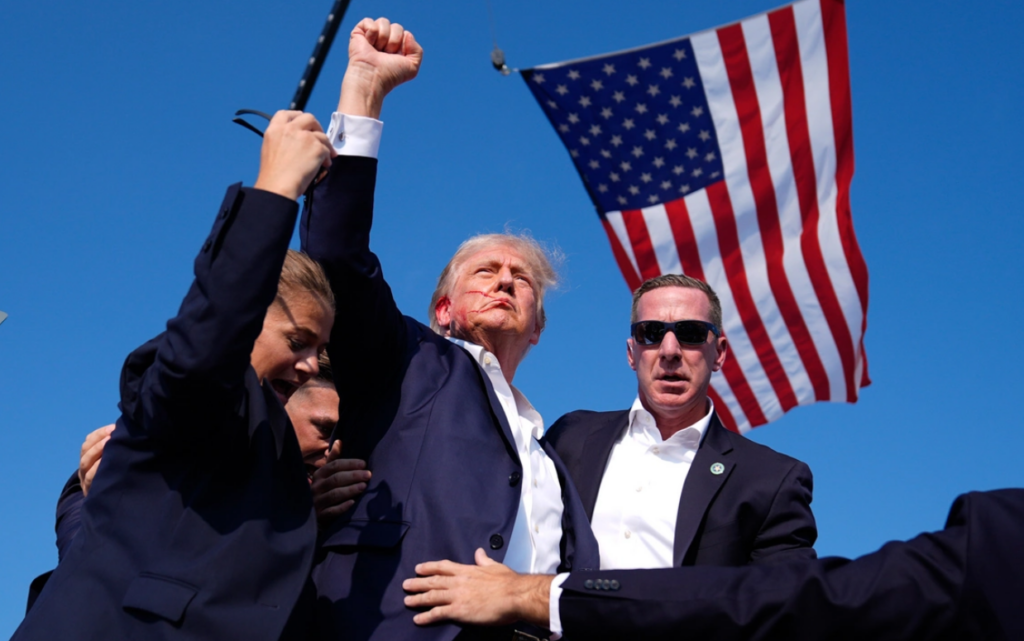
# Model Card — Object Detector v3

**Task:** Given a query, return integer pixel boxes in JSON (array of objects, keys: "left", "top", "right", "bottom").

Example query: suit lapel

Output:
[
  {"left": 578, "top": 413, "right": 630, "bottom": 519},
  {"left": 672, "top": 413, "right": 735, "bottom": 566}
]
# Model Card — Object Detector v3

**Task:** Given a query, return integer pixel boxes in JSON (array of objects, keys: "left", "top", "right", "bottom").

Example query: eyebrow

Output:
[
  {"left": 470, "top": 256, "right": 534, "bottom": 278},
  {"left": 290, "top": 325, "right": 323, "bottom": 342}
]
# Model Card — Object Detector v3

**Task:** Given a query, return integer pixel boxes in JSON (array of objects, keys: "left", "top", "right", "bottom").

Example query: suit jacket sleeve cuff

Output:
[{"left": 548, "top": 572, "right": 569, "bottom": 638}]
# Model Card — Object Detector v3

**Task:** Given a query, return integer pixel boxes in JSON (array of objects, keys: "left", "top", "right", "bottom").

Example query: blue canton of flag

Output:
[{"left": 523, "top": 38, "right": 725, "bottom": 213}]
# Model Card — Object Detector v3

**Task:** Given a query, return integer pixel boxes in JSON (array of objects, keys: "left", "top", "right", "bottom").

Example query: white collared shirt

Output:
[
  {"left": 447, "top": 338, "right": 565, "bottom": 575},
  {"left": 549, "top": 398, "right": 714, "bottom": 636},
  {"left": 591, "top": 397, "right": 713, "bottom": 569}
]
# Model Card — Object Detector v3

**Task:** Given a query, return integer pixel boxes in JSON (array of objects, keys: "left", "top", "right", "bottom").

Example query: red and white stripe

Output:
[{"left": 600, "top": 0, "right": 868, "bottom": 433}]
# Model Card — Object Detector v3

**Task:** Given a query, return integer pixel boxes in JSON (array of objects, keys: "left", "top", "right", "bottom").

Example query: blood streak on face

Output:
[{"left": 434, "top": 244, "right": 541, "bottom": 353}]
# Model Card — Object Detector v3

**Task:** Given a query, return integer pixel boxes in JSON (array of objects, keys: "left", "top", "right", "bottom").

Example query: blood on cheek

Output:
[{"left": 463, "top": 290, "right": 500, "bottom": 315}]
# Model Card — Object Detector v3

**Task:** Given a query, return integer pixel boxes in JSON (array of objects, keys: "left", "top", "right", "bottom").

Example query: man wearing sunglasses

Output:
[{"left": 543, "top": 273, "right": 817, "bottom": 572}]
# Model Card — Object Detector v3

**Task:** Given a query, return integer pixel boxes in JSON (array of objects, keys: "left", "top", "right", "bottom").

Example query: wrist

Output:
[
  {"left": 338, "top": 64, "right": 387, "bottom": 119},
  {"left": 253, "top": 177, "right": 301, "bottom": 202},
  {"left": 513, "top": 575, "right": 554, "bottom": 628}
]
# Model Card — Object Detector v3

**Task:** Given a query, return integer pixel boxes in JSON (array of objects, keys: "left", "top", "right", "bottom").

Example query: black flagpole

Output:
[
  {"left": 233, "top": 0, "right": 352, "bottom": 135},
  {"left": 289, "top": 0, "right": 353, "bottom": 111}
]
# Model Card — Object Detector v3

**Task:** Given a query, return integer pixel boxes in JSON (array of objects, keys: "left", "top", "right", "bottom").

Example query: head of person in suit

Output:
[
  {"left": 628, "top": 274, "right": 728, "bottom": 435},
  {"left": 251, "top": 249, "right": 336, "bottom": 407},
  {"left": 288, "top": 352, "right": 340, "bottom": 476},
  {"left": 429, "top": 233, "right": 559, "bottom": 382}
]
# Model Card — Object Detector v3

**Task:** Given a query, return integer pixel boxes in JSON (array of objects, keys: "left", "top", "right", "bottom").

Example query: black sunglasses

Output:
[{"left": 630, "top": 320, "right": 720, "bottom": 346}]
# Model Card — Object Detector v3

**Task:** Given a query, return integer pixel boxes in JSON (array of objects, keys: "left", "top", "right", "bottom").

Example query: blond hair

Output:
[{"left": 277, "top": 250, "right": 335, "bottom": 312}]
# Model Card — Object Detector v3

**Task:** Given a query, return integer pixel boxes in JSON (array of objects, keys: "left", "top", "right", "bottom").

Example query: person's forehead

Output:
[
  {"left": 460, "top": 244, "right": 531, "bottom": 271},
  {"left": 636, "top": 286, "right": 711, "bottom": 320},
  {"left": 301, "top": 381, "right": 339, "bottom": 399},
  {"left": 279, "top": 292, "right": 334, "bottom": 326},
  {"left": 464, "top": 243, "right": 528, "bottom": 266}
]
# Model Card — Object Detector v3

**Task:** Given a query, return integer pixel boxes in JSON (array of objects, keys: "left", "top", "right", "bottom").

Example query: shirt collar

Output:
[
  {"left": 447, "top": 337, "right": 544, "bottom": 439},
  {"left": 627, "top": 395, "right": 714, "bottom": 447}
]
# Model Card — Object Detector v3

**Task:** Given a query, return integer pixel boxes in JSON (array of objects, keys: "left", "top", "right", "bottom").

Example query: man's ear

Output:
[
  {"left": 626, "top": 338, "right": 638, "bottom": 371},
  {"left": 528, "top": 314, "right": 543, "bottom": 346},
  {"left": 435, "top": 296, "right": 452, "bottom": 331},
  {"left": 712, "top": 336, "right": 728, "bottom": 372}
]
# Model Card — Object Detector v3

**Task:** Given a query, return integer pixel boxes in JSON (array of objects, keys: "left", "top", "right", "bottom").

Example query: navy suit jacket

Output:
[
  {"left": 544, "top": 409, "right": 816, "bottom": 566},
  {"left": 301, "top": 156, "right": 599, "bottom": 641},
  {"left": 14, "top": 186, "right": 317, "bottom": 641},
  {"left": 559, "top": 489, "right": 1024, "bottom": 640}
]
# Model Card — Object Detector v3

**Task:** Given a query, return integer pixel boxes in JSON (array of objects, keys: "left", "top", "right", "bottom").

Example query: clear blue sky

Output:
[{"left": 2, "top": 0, "right": 1023, "bottom": 634}]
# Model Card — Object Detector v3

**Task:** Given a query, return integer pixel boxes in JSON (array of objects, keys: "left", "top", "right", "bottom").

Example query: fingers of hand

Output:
[
  {"left": 84, "top": 460, "right": 101, "bottom": 485},
  {"left": 81, "top": 424, "right": 115, "bottom": 455},
  {"left": 80, "top": 434, "right": 110, "bottom": 472},
  {"left": 384, "top": 22, "right": 405, "bottom": 53},
  {"left": 313, "top": 480, "right": 368, "bottom": 508},
  {"left": 316, "top": 499, "right": 355, "bottom": 520},
  {"left": 402, "top": 574, "right": 452, "bottom": 594},
  {"left": 413, "top": 559, "right": 460, "bottom": 577},
  {"left": 325, "top": 440, "right": 343, "bottom": 463},
  {"left": 372, "top": 17, "right": 392, "bottom": 50},
  {"left": 474, "top": 548, "right": 497, "bottom": 567},
  {"left": 403, "top": 31, "right": 424, "bottom": 61},
  {"left": 412, "top": 605, "right": 453, "bottom": 626},
  {"left": 312, "top": 458, "right": 368, "bottom": 483}
]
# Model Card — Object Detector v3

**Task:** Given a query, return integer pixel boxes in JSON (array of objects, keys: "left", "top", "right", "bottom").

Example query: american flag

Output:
[{"left": 522, "top": 0, "right": 868, "bottom": 433}]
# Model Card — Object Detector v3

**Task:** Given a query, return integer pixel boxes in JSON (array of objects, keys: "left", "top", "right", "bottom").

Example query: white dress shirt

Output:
[
  {"left": 549, "top": 397, "right": 714, "bottom": 635},
  {"left": 591, "top": 396, "right": 713, "bottom": 569},
  {"left": 448, "top": 339, "right": 565, "bottom": 575}
]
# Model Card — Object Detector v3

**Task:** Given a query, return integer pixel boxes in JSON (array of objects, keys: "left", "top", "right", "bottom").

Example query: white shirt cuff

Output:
[
  {"left": 326, "top": 113, "right": 383, "bottom": 158},
  {"left": 547, "top": 573, "right": 570, "bottom": 639}
]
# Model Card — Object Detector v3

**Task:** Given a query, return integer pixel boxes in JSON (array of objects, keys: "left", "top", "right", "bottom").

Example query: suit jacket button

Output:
[
  {"left": 601, "top": 579, "right": 611, "bottom": 590},
  {"left": 509, "top": 471, "right": 522, "bottom": 486},
  {"left": 610, "top": 580, "right": 620, "bottom": 590},
  {"left": 489, "top": 534, "right": 504, "bottom": 550},
  {"left": 583, "top": 579, "right": 594, "bottom": 589}
]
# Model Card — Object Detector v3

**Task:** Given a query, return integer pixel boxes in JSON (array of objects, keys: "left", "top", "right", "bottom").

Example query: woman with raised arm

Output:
[{"left": 14, "top": 111, "right": 357, "bottom": 641}]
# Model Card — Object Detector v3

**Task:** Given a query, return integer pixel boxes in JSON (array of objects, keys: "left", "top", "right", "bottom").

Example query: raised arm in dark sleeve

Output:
[{"left": 123, "top": 185, "right": 299, "bottom": 440}]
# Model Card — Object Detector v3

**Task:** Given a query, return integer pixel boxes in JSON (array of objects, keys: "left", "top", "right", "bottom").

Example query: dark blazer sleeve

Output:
[
  {"left": 300, "top": 156, "right": 407, "bottom": 402},
  {"left": 122, "top": 185, "right": 299, "bottom": 441},
  {"left": 558, "top": 490, "right": 1024, "bottom": 641},
  {"left": 748, "top": 459, "right": 817, "bottom": 564},
  {"left": 25, "top": 472, "right": 84, "bottom": 613},
  {"left": 54, "top": 471, "right": 84, "bottom": 563}
]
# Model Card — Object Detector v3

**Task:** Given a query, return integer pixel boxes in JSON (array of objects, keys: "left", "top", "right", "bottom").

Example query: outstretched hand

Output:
[
  {"left": 254, "top": 111, "right": 334, "bottom": 201},
  {"left": 339, "top": 17, "right": 423, "bottom": 119},
  {"left": 402, "top": 548, "right": 554, "bottom": 628},
  {"left": 311, "top": 440, "right": 371, "bottom": 526}
]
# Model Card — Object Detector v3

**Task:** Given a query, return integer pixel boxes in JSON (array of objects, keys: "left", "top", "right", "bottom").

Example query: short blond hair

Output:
[{"left": 428, "top": 233, "right": 560, "bottom": 333}]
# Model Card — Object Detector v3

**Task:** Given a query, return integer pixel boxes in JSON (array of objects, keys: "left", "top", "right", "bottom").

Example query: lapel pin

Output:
[{"left": 710, "top": 462, "right": 725, "bottom": 475}]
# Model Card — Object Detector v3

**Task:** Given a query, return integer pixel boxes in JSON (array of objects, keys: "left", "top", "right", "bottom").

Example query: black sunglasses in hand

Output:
[{"left": 630, "top": 320, "right": 720, "bottom": 346}]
